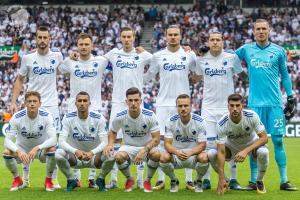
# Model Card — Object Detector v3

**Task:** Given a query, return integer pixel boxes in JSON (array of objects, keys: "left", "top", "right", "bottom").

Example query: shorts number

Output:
[{"left": 274, "top": 119, "right": 283, "bottom": 128}]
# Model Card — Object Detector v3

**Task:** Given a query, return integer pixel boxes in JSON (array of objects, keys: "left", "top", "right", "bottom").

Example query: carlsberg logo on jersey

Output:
[
  {"left": 116, "top": 60, "right": 138, "bottom": 69},
  {"left": 250, "top": 59, "right": 272, "bottom": 68},
  {"left": 21, "top": 130, "right": 43, "bottom": 139},
  {"left": 73, "top": 132, "right": 95, "bottom": 141},
  {"left": 175, "top": 135, "right": 196, "bottom": 142},
  {"left": 204, "top": 67, "right": 226, "bottom": 76},
  {"left": 74, "top": 69, "right": 97, "bottom": 78},
  {"left": 163, "top": 63, "right": 185, "bottom": 71},
  {"left": 33, "top": 66, "right": 55, "bottom": 75}
]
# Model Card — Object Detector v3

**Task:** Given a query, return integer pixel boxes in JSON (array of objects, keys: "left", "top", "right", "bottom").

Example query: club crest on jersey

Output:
[
  {"left": 90, "top": 127, "right": 95, "bottom": 133},
  {"left": 204, "top": 67, "right": 226, "bottom": 76},
  {"left": 223, "top": 61, "right": 228, "bottom": 66},
  {"left": 143, "top": 124, "right": 147, "bottom": 129},
  {"left": 93, "top": 62, "right": 98, "bottom": 68},
  {"left": 163, "top": 62, "right": 185, "bottom": 71},
  {"left": 116, "top": 60, "right": 138, "bottom": 69},
  {"left": 50, "top": 59, "right": 55, "bottom": 65},
  {"left": 192, "top": 130, "right": 197, "bottom": 135},
  {"left": 74, "top": 69, "right": 97, "bottom": 78},
  {"left": 38, "top": 125, "right": 44, "bottom": 131},
  {"left": 250, "top": 59, "right": 272, "bottom": 68},
  {"left": 181, "top": 56, "right": 186, "bottom": 61},
  {"left": 134, "top": 56, "right": 139, "bottom": 60},
  {"left": 33, "top": 66, "right": 55, "bottom": 75}
]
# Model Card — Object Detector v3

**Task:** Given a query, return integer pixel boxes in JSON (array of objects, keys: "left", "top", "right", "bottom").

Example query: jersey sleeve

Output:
[
  {"left": 104, "top": 49, "right": 114, "bottom": 63},
  {"left": 195, "top": 57, "right": 204, "bottom": 75},
  {"left": 19, "top": 56, "right": 29, "bottom": 77},
  {"left": 38, "top": 115, "right": 57, "bottom": 149},
  {"left": 164, "top": 120, "right": 173, "bottom": 139},
  {"left": 252, "top": 112, "right": 266, "bottom": 135},
  {"left": 278, "top": 48, "right": 293, "bottom": 96},
  {"left": 149, "top": 114, "right": 160, "bottom": 134},
  {"left": 188, "top": 51, "right": 197, "bottom": 73},
  {"left": 111, "top": 116, "right": 123, "bottom": 134},
  {"left": 144, "top": 54, "right": 160, "bottom": 84},
  {"left": 4, "top": 116, "right": 19, "bottom": 152},
  {"left": 235, "top": 45, "right": 245, "bottom": 61},
  {"left": 216, "top": 124, "right": 226, "bottom": 144},
  {"left": 59, "top": 117, "right": 77, "bottom": 154},
  {"left": 58, "top": 58, "right": 71, "bottom": 74},
  {"left": 196, "top": 121, "right": 207, "bottom": 142},
  {"left": 232, "top": 54, "right": 243, "bottom": 74},
  {"left": 91, "top": 116, "right": 108, "bottom": 154},
  {"left": 141, "top": 51, "right": 153, "bottom": 66}
]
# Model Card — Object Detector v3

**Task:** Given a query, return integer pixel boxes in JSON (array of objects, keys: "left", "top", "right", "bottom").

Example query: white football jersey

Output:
[
  {"left": 216, "top": 109, "right": 265, "bottom": 150},
  {"left": 145, "top": 47, "right": 197, "bottom": 106},
  {"left": 5, "top": 108, "right": 56, "bottom": 152},
  {"left": 19, "top": 50, "right": 63, "bottom": 107},
  {"left": 197, "top": 50, "right": 243, "bottom": 109},
  {"left": 60, "top": 111, "right": 107, "bottom": 154},
  {"left": 165, "top": 113, "right": 206, "bottom": 149},
  {"left": 59, "top": 56, "right": 108, "bottom": 112},
  {"left": 111, "top": 108, "right": 160, "bottom": 146},
  {"left": 104, "top": 48, "right": 152, "bottom": 103}
]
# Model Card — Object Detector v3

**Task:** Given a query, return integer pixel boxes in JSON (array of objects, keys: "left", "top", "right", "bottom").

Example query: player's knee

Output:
[
  {"left": 94, "top": 153, "right": 102, "bottom": 169},
  {"left": 207, "top": 149, "right": 217, "bottom": 161},
  {"left": 45, "top": 146, "right": 56, "bottom": 154},
  {"left": 160, "top": 152, "right": 171, "bottom": 163},
  {"left": 271, "top": 135, "right": 284, "bottom": 149},
  {"left": 115, "top": 151, "right": 128, "bottom": 164},
  {"left": 197, "top": 152, "right": 208, "bottom": 163},
  {"left": 149, "top": 148, "right": 160, "bottom": 161},
  {"left": 257, "top": 147, "right": 269, "bottom": 158},
  {"left": 55, "top": 148, "right": 66, "bottom": 161},
  {"left": 3, "top": 149, "right": 13, "bottom": 156}
]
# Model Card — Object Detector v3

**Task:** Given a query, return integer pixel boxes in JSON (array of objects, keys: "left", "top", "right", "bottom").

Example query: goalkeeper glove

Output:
[{"left": 284, "top": 95, "right": 296, "bottom": 120}]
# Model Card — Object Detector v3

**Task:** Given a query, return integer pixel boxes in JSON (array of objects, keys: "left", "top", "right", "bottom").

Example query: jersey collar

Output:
[{"left": 255, "top": 42, "right": 271, "bottom": 50}]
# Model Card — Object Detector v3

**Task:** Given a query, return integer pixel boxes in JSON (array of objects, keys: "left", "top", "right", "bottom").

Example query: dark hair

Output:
[
  {"left": 126, "top": 87, "right": 141, "bottom": 97},
  {"left": 25, "top": 91, "right": 41, "bottom": 101},
  {"left": 209, "top": 31, "right": 223, "bottom": 40},
  {"left": 76, "top": 91, "right": 90, "bottom": 100},
  {"left": 120, "top": 27, "right": 135, "bottom": 36},
  {"left": 37, "top": 26, "right": 49, "bottom": 32},
  {"left": 227, "top": 93, "right": 243, "bottom": 103},
  {"left": 77, "top": 33, "right": 93, "bottom": 44},
  {"left": 176, "top": 94, "right": 190, "bottom": 102}
]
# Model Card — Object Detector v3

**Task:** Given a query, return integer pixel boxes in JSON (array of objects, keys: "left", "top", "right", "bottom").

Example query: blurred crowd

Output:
[{"left": 1, "top": 1, "right": 300, "bottom": 122}]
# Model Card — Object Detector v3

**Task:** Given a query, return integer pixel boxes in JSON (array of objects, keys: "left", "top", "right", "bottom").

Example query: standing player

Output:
[
  {"left": 236, "top": 19, "right": 298, "bottom": 191},
  {"left": 195, "top": 32, "right": 244, "bottom": 190},
  {"left": 3, "top": 91, "right": 57, "bottom": 192},
  {"left": 104, "top": 27, "right": 153, "bottom": 189},
  {"left": 212, "top": 94, "right": 269, "bottom": 195},
  {"left": 59, "top": 33, "right": 109, "bottom": 188},
  {"left": 10, "top": 26, "right": 62, "bottom": 189},
  {"left": 55, "top": 92, "right": 114, "bottom": 192},
  {"left": 103, "top": 87, "right": 160, "bottom": 192},
  {"left": 144, "top": 25, "right": 197, "bottom": 190},
  {"left": 160, "top": 94, "right": 209, "bottom": 193}
]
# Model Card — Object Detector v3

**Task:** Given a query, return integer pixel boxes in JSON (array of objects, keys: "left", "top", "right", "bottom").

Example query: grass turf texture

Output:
[{"left": 0, "top": 137, "right": 299, "bottom": 200}]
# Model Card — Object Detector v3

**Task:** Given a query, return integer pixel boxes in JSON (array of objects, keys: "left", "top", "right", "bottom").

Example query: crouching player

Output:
[
  {"left": 55, "top": 91, "right": 114, "bottom": 192},
  {"left": 210, "top": 94, "right": 269, "bottom": 195},
  {"left": 103, "top": 87, "right": 160, "bottom": 192},
  {"left": 160, "top": 94, "right": 209, "bottom": 192},
  {"left": 3, "top": 91, "right": 57, "bottom": 192}
]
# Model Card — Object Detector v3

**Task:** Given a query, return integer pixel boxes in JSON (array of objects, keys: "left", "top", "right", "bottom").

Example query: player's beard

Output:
[{"left": 38, "top": 42, "right": 48, "bottom": 50}]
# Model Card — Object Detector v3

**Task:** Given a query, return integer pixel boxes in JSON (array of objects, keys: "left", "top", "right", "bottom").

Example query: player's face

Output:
[
  {"left": 228, "top": 100, "right": 243, "bottom": 119},
  {"left": 36, "top": 31, "right": 50, "bottom": 50},
  {"left": 75, "top": 95, "right": 90, "bottom": 112},
  {"left": 166, "top": 28, "right": 181, "bottom": 47},
  {"left": 126, "top": 93, "right": 141, "bottom": 113},
  {"left": 25, "top": 95, "right": 41, "bottom": 113},
  {"left": 121, "top": 30, "right": 135, "bottom": 49},
  {"left": 77, "top": 37, "right": 92, "bottom": 56},
  {"left": 254, "top": 22, "right": 270, "bottom": 43},
  {"left": 176, "top": 98, "right": 191, "bottom": 118},
  {"left": 208, "top": 33, "right": 223, "bottom": 53}
]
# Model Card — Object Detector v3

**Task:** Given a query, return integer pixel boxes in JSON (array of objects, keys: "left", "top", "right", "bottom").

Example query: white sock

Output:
[
  {"left": 88, "top": 168, "right": 96, "bottom": 180},
  {"left": 137, "top": 162, "right": 145, "bottom": 182},
  {"left": 257, "top": 147, "right": 269, "bottom": 181},
  {"left": 195, "top": 162, "right": 209, "bottom": 181},
  {"left": 185, "top": 168, "right": 193, "bottom": 182},
  {"left": 228, "top": 159, "right": 237, "bottom": 180},
  {"left": 160, "top": 162, "right": 177, "bottom": 181},
  {"left": 22, "top": 163, "right": 30, "bottom": 180},
  {"left": 203, "top": 165, "right": 211, "bottom": 180}
]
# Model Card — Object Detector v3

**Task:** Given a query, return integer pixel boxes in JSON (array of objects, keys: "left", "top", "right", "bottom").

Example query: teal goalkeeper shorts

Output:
[{"left": 249, "top": 106, "right": 285, "bottom": 135}]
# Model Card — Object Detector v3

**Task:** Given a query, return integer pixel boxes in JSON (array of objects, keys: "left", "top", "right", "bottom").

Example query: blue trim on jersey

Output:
[
  {"left": 192, "top": 114, "right": 203, "bottom": 122},
  {"left": 142, "top": 109, "right": 153, "bottom": 116},
  {"left": 89, "top": 112, "right": 101, "bottom": 119},
  {"left": 66, "top": 111, "right": 77, "bottom": 118},
  {"left": 15, "top": 110, "right": 26, "bottom": 118},
  {"left": 170, "top": 114, "right": 180, "bottom": 121},
  {"left": 207, "top": 137, "right": 216, "bottom": 141},
  {"left": 116, "top": 110, "right": 127, "bottom": 117},
  {"left": 243, "top": 111, "right": 253, "bottom": 117},
  {"left": 218, "top": 116, "right": 229, "bottom": 126},
  {"left": 39, "top": 110, "right": 49, "bottom": 116}
]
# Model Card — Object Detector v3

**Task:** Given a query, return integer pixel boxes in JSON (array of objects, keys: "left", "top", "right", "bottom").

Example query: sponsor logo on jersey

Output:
[
  {"left": 72, "top": 128, "right": 95, "bottom": 141},
  {"left": 250, "top": 59, "right": 272, "bottom": 68},
  {"left": 204, "top": 67, "right": 226, "bottom": 76},
  {"left": 125, "top": 130, "right": 147, "bottom": 137},
  {"left": 74, "top": 69, "right": 98, "bottom": 78},
  {"left": 116, "top": 60, "right": 138, "bottom": 69},
  {"left": 33, "top": 66, "right": 55, "bottom": 75},
  {"left": 21, "top": 128, "right": 43, "bottom": 139},
  {"left": 175, "top": 135, "right": 196, "bottom": 142},
  {"left": 163, "top": 62, "right": 186, "bottom": 71}
]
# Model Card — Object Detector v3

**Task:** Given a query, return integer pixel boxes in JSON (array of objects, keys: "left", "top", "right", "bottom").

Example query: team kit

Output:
[{"left": 3, "top": 19, "right": 298, "bottom": 195}]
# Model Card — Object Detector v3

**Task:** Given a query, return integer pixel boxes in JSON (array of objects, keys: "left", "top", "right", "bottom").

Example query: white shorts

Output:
[
  {"left": 42, "top": 106, "right": 61, "bottom": 131},
  {"left": 172, "top": 149, "right": 197, "bottom": 169},
  {"left": 118, "top": 145, "right": 158, "bottom": 162},
  {"left": 156, "top": 106, "right": 177, "bottom": 136},
  {"left": 15, "top": 146, "right": 49, "bottom": 163},
  {"left": 109, "top": 102, "right": 127, "bottom": 139}
]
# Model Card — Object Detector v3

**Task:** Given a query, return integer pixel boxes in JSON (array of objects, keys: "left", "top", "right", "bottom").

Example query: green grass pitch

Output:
[{"left": 0, "top": 137, "right": 299, "bottom": 200}]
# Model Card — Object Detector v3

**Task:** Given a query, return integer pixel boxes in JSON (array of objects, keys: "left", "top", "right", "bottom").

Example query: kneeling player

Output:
[
  {"left": 211, "top": 94, "right": 269, "bottom": 195},
  {"left": 103, "top": 87, "right": 160, "bottom": 192},
  {"left": 160, "top": 94, "right": 209, "bottom": 193},
  {"left": 3, "top": 91, "right": 57, "bottom": 192},
  {"left": 55, "top": 92, "right": 114, "bottom": 192}
]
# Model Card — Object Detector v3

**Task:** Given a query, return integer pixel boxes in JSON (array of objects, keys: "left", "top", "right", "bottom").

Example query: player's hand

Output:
[
  {"left": 182, "top": 45, "right": 192, "bottom": 52},
  {"left": 83, "top": 151, "right": 94, "bottom": 161},
  {"left": 103, "top": 145, "right": 113, "bottom": 157},
  {"left": 10, "top": 102, "right": 18, "bottom": 114},
  {"left": 284, "top": 96, "right": 296, "bottom": 120},
  {"left": 135, "top": 46, "right": 145, "bottom": 54},
  {"left": 28, "top": 146, "right": 39, "bottom": 161},
  {"left": 175, "top": 150, "right": 188, "bottom": 161},
  {"left": 16, "top": 149, "right": 30, "bottom": 164},
  {"left": 75, "top": 150, "right": 85, "bottom": 160},
  {"left": 217, "top": 177, "right": 228, "bottom": 195},
  {"left": 70, "top": 52, "right": 80, "bottom": 61},
  {"left": 234, "top": 150, "right": 248, "bottom": 162},
  {"left": 134, "top": 149, "right": 146, "bottom": 165}
]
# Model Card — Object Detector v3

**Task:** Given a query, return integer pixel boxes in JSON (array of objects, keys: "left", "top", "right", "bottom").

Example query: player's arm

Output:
[
  {"left": 10, "top": 75, "right": 25, "bottom": 113},
  {"left": 143, "top": 54, "right": 159, "bottom": 84},
  {"left": 217, "top": 143, "right": 227, "bottom": 195},
  {"left": 103, "top": 129, "right": 117, "bottom": 157},
  {"left": 89, "top": 118, "right": 108, "bottom": 159}
]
